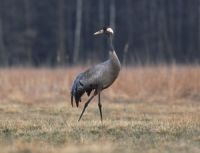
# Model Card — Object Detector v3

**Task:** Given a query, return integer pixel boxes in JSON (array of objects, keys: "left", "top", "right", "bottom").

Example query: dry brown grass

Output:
[
  {"left": 116, "top": 65, "right": 200, "bottom": 102},
  {"left": 0, "top": 65, "right": 200, "bottom": 153},
  {"left": 0, "top": 65, "right": 200, "bottom": 104}
]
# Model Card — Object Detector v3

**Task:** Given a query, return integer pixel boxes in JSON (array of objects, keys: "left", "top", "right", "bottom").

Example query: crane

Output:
[{"left": 71, "top": 27, "right": 121, "bottom": 121}]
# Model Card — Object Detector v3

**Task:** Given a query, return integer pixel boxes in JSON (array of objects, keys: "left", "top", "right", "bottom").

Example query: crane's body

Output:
[{"left": 71, "top": 27, "right": 121, "bottom": 121}]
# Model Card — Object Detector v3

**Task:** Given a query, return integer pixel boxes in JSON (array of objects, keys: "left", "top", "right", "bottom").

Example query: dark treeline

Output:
[{"left": 0, "top": 0, "right": 200, "bottom": 67}]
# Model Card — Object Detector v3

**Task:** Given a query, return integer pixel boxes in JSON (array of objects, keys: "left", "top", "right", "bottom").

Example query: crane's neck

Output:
[
  {"left": 107, "top": 35, "right": 121, "bottom": 70},
  {"left": 108, "top": 35, "right": 114, "bottom": 52}
]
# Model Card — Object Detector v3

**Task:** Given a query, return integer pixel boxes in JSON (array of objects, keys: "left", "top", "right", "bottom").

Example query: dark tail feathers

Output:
[
  {"left": 71, "top": 79, "right": 85, "bottom": 107},
  {"left": 71, "top": 73, "right": 95, "bottom": 107}
]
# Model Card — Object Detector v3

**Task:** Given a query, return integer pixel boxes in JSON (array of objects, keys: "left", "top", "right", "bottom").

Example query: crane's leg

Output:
[
  {"left": 78, "top": 95, "right": 95, "bottom": 121},
  {"left": 98, "top": 92, "right": 103, "bottom": 121}
]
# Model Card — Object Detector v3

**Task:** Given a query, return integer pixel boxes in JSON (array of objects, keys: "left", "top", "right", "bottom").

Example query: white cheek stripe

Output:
[{"left": 107, "top": 28, "right": 114, "bottom": 34}]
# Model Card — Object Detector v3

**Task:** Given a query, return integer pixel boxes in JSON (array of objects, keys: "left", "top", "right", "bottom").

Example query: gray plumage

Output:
[{"left": 71, "top": 27, "right": 121, "bottom": 121}]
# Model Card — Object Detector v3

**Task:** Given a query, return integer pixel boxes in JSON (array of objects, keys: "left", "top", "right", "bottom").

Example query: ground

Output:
[{"left": 0, "top": 66, "right": 200, "bottom": 153}]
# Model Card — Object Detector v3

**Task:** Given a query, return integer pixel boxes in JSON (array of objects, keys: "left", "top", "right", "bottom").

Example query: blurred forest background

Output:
[{"left": 0, "top": 0, "right": 200, "bottom": 67}]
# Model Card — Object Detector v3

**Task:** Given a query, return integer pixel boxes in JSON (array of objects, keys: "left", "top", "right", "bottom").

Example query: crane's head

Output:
[{"left": 94, "top": 27, "right": 114, "bottom": 36}]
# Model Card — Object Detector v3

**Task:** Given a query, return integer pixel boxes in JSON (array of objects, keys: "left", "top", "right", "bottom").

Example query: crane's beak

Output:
[{"left": 94, "top": 29, "right": 104, "bottom": 35}]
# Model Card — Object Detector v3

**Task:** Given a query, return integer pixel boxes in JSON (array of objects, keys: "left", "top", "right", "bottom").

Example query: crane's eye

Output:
[{"left": 103, "top": 27, "right": 107, "bottom": 31}]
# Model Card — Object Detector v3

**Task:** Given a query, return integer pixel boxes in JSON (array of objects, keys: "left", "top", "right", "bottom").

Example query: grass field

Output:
[{"left": 0, "top": 65, "right": 200, "bottom": 153}]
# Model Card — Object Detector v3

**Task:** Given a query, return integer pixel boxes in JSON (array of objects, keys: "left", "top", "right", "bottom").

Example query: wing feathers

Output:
[{"left": 71, "top": 72, "right": 95, "bottom": 107}]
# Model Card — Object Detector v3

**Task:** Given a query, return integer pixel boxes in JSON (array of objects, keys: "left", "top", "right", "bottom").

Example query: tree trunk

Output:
[
  {"left": 24, "top": 0, "right": 33, "bottom": 65},
  {"left": 99, "top": 0, "right": 104, "bottom": 27},
  {"left": 158, "top": 1, "right": 172, "bottom": 63},
  {"left": 97, "top": 0, "right": 105, "bottom": 60},
  {"left": 57, "top": 0, "right": 65, "bottom": 65},
  {"left": 0, "top": 15, "right": 8, "bottom": 66},
  {"left": 109, "top": 0, "right": 116, "bottom": 31},
  {"left": 198, "top": 1, "right": 200, "bottom": 57},
  {"left": 73, "top": 0, "right": 83, "bottom": 64},
  {"left": 126, "top": 0, "right": 132, "bottom": 45}
]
